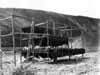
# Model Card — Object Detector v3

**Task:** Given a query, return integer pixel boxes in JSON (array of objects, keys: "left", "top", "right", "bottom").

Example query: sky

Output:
[{"left": 0, "top": 0, "right": 100, "bottom": 18}]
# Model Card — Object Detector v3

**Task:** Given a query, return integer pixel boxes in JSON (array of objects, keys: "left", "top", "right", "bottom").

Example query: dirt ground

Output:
[{"left": 0, "top": 51, "right": 100, "bottom": 75}]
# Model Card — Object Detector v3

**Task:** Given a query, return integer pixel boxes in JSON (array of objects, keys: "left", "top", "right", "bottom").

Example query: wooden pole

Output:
[
  {"left": 13, "top": 15, "right": 44, "bottom": 23},
  {"left": 0, "top": 16, "right": 12, "bottom": 21},
  {"left": 0, "top": 27, "right": 2, "bottom": 69},
  {"left": 53, "top": 21, "right": 56, "bottom": 36},
  {"left": 82, "top": 31, "right": 84, "bottom": 48},
  {"left": 64, "top": 25, "right": 69, "bottom": 48},
  {"left": 20, "top": 33, "right": 22, "bottom": 63},
  {"left": 82, "top": 35, "right": 84, "bottom": 58},
  {"left": 35, "top": 22, "right": 47, "bottom": 26},
  {"left": 81, "top": 31, "right": 84, "bottom": 58},
  {"left": 47, "top": 20, "right": 49, "bottom": 62},
  {"left": 26, "top": 20, "right": 34, "bottom": 59},
  {"left": 60, "top": 28, "right": 83, "bottom": 31},
  {"left": 13, "top": 15, "right": 33, "bottom": 21},
  {"left": 31, "top": 19, "right": 35, "bottom": 62},
  {"left": 0, "top": 16, "right": 12, "bottom": 68},
  {"left": 60, "top": 31, "right": 63, "bottom": 37},
  {"left": 55, "top": 26, "right": 67, "bottom": 29},
  {"left": 20, "top": 19, "right": 25, "bottom": 63},
  {"left": 1, "top": 33, "right": 13, "bottom": 37},
  {"left": 11, "top": 15, "right": 16, "bottom": 66},
  {"left": 71, "top": 24, "right": 72, "bottom": 48}
]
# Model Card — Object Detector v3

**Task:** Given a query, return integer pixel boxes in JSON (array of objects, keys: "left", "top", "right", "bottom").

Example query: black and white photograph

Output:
[{"left": 0, "top": 0, "right": 100, "bottom": 75}]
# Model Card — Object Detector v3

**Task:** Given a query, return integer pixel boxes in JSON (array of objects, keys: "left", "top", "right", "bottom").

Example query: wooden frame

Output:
[{"left": 0, "top": 14, "right": 85, "bottom": 65}]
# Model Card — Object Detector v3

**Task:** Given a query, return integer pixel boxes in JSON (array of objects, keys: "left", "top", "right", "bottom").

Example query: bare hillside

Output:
[{"left": 0, "top": 8, "right": 99, "bottom": 52}]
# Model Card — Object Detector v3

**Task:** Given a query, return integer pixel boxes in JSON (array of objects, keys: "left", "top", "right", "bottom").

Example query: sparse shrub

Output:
[{"left": 11, "top": 63, "right": 36, "bottom": 75}]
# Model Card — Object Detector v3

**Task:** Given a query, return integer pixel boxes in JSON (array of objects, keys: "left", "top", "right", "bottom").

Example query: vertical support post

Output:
[
  {"left": 81, "top": 32, "right": 84, "bottom": 58},
  {"left": 60, "top": 31, "right": 63, "bottom": 37},
  {"left": 82, "top": 32, "right": 84, "bottom": 48},
  {"left": 53, "top": 50, "right": 57, "bottom": 62},
  {"left": 26, "top": 20, "right": 33, "bottom": 59},
  {"left": 11, "top": 15, "right": 16, "bottom": 66},
  {"left": 20, "top": 32, "right": 22, "bottom": 63},
  {"left": 0, "top": 27, "right": 2, "bottom": 69},
  {"left": 67, "top": 37, "right": 69, "bottom": 48},
  {"left": 31, "top": 19, "right": 35, "bottom": 62},
  {"left": 71, "top": 24, "right": 72, "bottom": 38},
  {"left": 47, "top": 20, "right": 49, "bottom": 62},
  {"left": 64, "top": 25, "right": 69, "bottom": 48},
  {"left": 53, "top": 21, "right": 56, "bottom": 36},
  {"left": 71, "top": 24, "right": 72, "bottom": 48}
]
